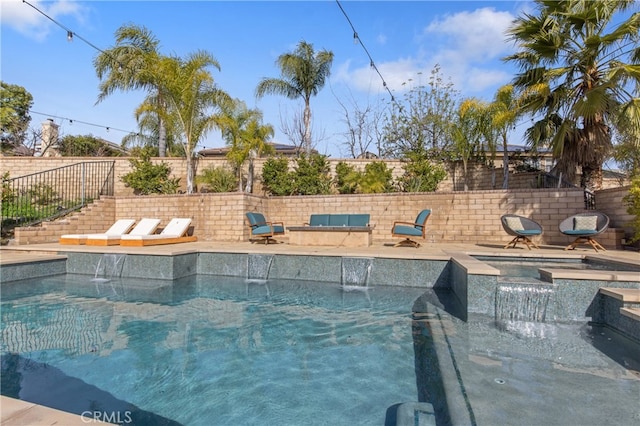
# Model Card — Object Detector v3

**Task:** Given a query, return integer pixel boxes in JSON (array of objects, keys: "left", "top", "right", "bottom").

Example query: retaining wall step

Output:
[
  {"left": 621, "top": 307, "right": 640, "bottom": 322},
  {"left": 599, "top": 287, "right": 640, "bottom": 303}
]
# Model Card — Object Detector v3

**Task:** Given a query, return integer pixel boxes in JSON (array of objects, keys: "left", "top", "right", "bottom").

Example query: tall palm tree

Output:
[
  {"left": 451, "top": 98, "right": 488, "bottom": 191},
  {"left": 215, "top": 99, "right": 274, "bottom": 192},
  {"left": 255, "top": 40, "right": 333, "bottom": 156},
  {"left": 490, "top": 85, "right": 520, "bottom": 189},
  {"left": 505, "top": 0, "right": 640, "bottom": 191},
  {"left": 138, "top": 52, "right": 230, "bottom": 194},
  {"left": 94, "top": 24, "right": 169, "bottom": 157}
]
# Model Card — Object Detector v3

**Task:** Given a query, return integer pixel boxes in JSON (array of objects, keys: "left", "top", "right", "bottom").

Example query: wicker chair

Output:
[
  {"left": 500, "top": 214, "right": 543, "bottom": 250},
  {"left": 559, "top": 212, "right": 609, "bottom": 252}
]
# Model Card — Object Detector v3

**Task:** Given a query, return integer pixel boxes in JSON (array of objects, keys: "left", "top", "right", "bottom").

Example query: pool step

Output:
[{"left": 597, "top": 287, "right": 640, "bottom": 342}]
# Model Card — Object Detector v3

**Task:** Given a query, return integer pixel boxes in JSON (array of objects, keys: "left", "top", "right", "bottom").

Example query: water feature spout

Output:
[
  {"left": 247, "top": 254, "right": 274, "bottom": 282},
  {"left": 92, "top": 254, "right": 126, "bottom": 282},
  {"left": 495, "top": 280, "right": 553, "bottom": 322},
  {"left": 341, "top": 257, "right": 373, "bottom": 287}
]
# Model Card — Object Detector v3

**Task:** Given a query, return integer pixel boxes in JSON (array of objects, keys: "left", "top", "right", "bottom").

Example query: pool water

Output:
[
  {"left": 475, "top": 257, "right": 638, "bottom": 279},
  {"left": 1, "top": 274, "right": 430, "bottom": 425}
]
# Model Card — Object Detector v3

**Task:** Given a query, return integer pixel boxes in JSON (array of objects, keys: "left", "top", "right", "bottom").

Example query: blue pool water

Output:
[
  {"left": 2, "top": 271, "right": 640, "bottom": 425},
  {"left": 1, "top": 274, "right": 430, "bottom": 425},
  {"left": 475, "top": 256, "right": 640, "bottom": 279}
]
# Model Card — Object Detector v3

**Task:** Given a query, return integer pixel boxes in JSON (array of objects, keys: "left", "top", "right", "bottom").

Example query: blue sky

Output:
[{"left": 2, "top": 0, "right": 532, "bottom": 157}]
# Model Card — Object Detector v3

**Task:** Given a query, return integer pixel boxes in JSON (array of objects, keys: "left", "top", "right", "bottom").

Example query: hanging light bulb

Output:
[
  {"left": 67, "top": 31, "right": 73, "bottom": 42},
  {"left": 353, "top": 32, "right": 358, "bottom": 45},
  {"left": 106, "top": 127, "right": 110, "bottom": 133},
  {"left": 69, "top": 119, "right": 73, "bottom": 125}
]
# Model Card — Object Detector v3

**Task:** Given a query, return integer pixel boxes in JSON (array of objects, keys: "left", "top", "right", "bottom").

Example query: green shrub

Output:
[
  {"left": 358, "top": 161, "right": 394, "bottom": 193},
  {"left": 334, "top": 162, "right": 359, "bottom": 194},
  {"left": 196, "top": 165, "right": 238, "bottom": 193},
  {"left": 121, "top": 154, "right": 180, "bottom": 195},
  {"left": 261, "top": 156, "right": 294, "bottom": 196},
  {"left": 623, "top": 176, "right": 640, "bottom": 243},
  {"left": 398, "top": 154, "right": 447, "bottom": 192},
  {"left": 291, "top": 154, "right": 332, "bottom": 195}
]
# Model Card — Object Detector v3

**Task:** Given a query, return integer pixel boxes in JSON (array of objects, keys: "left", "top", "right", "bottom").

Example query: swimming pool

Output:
[
  {"left": 1, "top": 273, "right": 432, "bottom": 425},
  {"left": 2, "top": 251, "right": 640, "bottom": 425}
]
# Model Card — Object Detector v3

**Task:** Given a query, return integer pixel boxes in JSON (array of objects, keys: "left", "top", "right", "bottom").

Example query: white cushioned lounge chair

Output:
[
  {"left": 59, "top": 219, "right": 136, "bottom": 245},
  {"left": 120, "top": 218, "right": 197, "bottom": 246}
]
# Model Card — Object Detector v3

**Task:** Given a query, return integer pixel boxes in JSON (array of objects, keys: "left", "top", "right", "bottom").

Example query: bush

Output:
[
  {"left": 291, "top": 154, "right": 332, "bottom": 195},
  {"left": 121, "top": 154, "right": 180, "bottom": 195},
  {"left": 334, "top": 162, "right": 359, "bottom": 194},
  {"left": 623, "top": 175, "right": 640, "bottom": 243},
  {"left": 196, "top": 165, "right": 238, "bottom": 193},
  {"left": 261, "top": 156, "right": 293, "bottom": 196},
  {"left": 398, "top": 154, "right": 447, "bottom": 192},
  {"left": 358, "top": 161, "right": 394, "bottom": 193}
]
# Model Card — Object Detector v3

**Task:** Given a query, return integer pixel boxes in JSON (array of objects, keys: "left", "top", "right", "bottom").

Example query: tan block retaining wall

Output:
[
  {"left": 0, "top": 156, "right": 581, "bottom": 197},
  {"left": 14, "top": 187, "right": 631, "bottom": 248}
]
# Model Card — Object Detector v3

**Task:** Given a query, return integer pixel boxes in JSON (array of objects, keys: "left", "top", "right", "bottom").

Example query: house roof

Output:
[{"left": 198, "top": 142, "right": 316, "bottom": 157}]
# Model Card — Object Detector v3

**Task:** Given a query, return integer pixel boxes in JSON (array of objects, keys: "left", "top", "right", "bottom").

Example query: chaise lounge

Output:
[
  {"left": 86, "top": 218, "right": 161, "bottom": 246},
  {"left": 120, "top": 218, "right": 196, "bottom": 246},
  {"left": 59, "top": 219, "right": 136, "bottom": 245}
]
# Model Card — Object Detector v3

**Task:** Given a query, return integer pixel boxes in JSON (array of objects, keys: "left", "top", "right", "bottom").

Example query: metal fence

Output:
[
  {"left": 1, "top": 161, "right": 115, "bottom": 229},
  {"left": 537, "top": 172, "right": 595, "bottom": 210}
]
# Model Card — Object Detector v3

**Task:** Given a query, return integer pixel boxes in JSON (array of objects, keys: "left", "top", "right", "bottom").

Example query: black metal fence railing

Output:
[
  {"left": 1, "top": 161, "right": 115, "bottom": 230},
  {"left": 536, "top": 172, "right": 596, "bottom": 210}
]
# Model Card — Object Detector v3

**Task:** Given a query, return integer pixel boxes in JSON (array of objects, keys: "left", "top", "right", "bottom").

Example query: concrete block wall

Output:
[
  {"left": 595, "top": 186, "right": 634, "bottom": 241},
  {"left": 11, "top": 187, "right": 629, "bottom": 248},
  {"left": 14, "top": 197, "right": 117, "bottom": 244},
  {"left": 2, "top": 157, "right": 597, "bottom": 198}
]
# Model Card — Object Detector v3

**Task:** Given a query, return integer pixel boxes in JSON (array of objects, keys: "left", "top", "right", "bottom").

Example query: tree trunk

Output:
[
  {"left": 303, "top": 100, "right": 312, "bottom": 156},
  {"left": 186, "top": 155, "right": 196, "bottom": 194},
  {"left": 158, "top": 116, "right": 166, "bottom": 157},
  {"left": 245, "top": 159, "right": 254, "bottom": 193},
  {"left": 502, "top": 134, "right": 509, "bottom": 189}
]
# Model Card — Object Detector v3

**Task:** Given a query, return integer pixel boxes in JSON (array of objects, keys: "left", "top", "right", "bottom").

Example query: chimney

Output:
[{"left": 39, "top": 119, "right": 61, "bottom": 157}]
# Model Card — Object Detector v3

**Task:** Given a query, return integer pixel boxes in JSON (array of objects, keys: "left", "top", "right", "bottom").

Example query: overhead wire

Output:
[
  {"left": 335, "top": 0, "right": 403, "bottom": 113},
  {"left": 22, "top": 1, "right": 135, "bottom": 136}
]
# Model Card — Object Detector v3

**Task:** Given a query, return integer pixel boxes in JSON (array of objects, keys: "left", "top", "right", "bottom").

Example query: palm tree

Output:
[
  {"left": 138, "top": 52, "right": 230, "bottom": 193},
  {"left": 490, "top": 85, "right": 520, "bottom": 189},
  {"left": 215, "top": 99, "right": 274, "bottom": 192},
  {"left": 94, "top": 24, "right": 169, "bottom": 157},
  {"left": 505, "top": 0, "right": 640, "bottom": 191},
  {"left": 451, "top": 98, "right": 488, "bottom": 191},
  {"left": 255, "top": 40, "right": 334, "bottom": 156}
]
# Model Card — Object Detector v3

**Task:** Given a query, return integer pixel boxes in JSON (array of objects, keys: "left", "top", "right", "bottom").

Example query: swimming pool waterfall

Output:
[
  {"left": 247, "top": 254, "right": 274, "bottom": 281},
  {"left": 91, "top": 254, "right": 126, "bottom": 283},
  {"left": 341, "top": 257, "right": 373, "bottom": 287},
  {"left": 495, "top": 281, "right": 554, "bottom": 322}
]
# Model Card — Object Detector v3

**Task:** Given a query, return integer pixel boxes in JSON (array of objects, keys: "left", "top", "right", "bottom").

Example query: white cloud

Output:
[
  {"left": 337, "top": 7, "right": 518, "bottom": 99},
  {"left": 1, "top": 0, "right": 85, "bottom": 41}
]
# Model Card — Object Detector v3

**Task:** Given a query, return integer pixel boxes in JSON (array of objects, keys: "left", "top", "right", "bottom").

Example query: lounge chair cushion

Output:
[
  {"left": 573, "top": 215, "right": 597, "bottom": 231},
  {"left": 348, "top": 214, "right": 370, "bottom": 227},
  {"left": 252, "top": 224, "right": 285, "bottom": 235},
  {"left": 392, "top": 225, "right": 423, "bottom": 237},
  {"left": 309, "top": 215, "right": 330, "bottom": 226},
  {"left": 505, "top": 216, "right": 524, "bottom": 232}
]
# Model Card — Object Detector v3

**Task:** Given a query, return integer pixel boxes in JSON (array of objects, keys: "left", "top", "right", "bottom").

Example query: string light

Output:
[
  {"left": 30, "top": 111, "right": 138, "bottom": 136},
  {"left": 335, "top": 0, "right": 399, "bottom": 107},
  {"left": 22, "top": 1, "right": 123, "bottom": 68}
]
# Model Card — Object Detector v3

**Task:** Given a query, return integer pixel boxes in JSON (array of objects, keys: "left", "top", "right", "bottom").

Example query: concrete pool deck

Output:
[{"left": 1, "top": 240, "right": 639, "bottom": 425}]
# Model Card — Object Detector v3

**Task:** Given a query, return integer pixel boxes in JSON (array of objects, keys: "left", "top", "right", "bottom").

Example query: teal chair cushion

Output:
[
  {"left": 518, "top": 229, "right": 542, "bottom": 236},
  {"left": 392, "top": 224, "right": 423, "bottom": 237},
  {"left": 348, "top": 214, "right": 370, "bottom": 227},
  {"left": 252, "top": 224, "right": 284, "bottom": 236},
  {"left": 309, "top": 214, "right": 330, "bottom": 226},
  {"left": 563, "top": 229, "right": 598, "bottom": 236},
  {"left": 328, "top": 214, "right": 350, "bottom": 226},
  {"left": 415, "top": 209, "right": 431, "bottom": 226}
]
